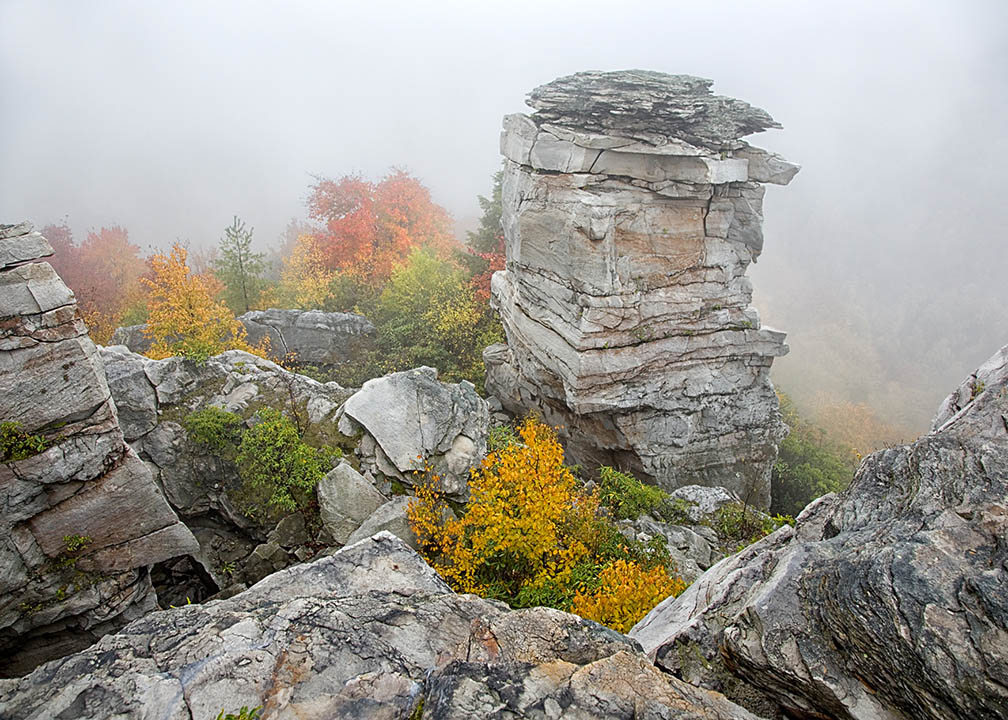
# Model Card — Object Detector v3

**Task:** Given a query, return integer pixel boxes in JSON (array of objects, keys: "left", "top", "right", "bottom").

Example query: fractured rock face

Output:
[
  {"left": 0, "top": 223, "right": 197, "bottom": 677},
  {"left": 112, "top": 307, "right": 377, "bottom": 368},
  {"left": 238, "top": 307, "right": 376, "bottom": 365},
  {"left": 99, "top": 345, "right": 356, "bottom": 591},
  {"left": 485, "top": 71, "right": 797, "bottom": 506},
  {"left": 630, "top": 342, "right": 1008, "bottom": 719},
  {"left": 0, "top": 533, "right": 764, "bottom": 719},
  {"left": 336, "top": 367, "right": 490, "bottom": 499}
]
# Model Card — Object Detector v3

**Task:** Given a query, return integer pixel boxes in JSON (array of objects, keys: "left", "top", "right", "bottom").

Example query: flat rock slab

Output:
[{"left": 0, "top": 533, "right": 765, "bottom": 720}]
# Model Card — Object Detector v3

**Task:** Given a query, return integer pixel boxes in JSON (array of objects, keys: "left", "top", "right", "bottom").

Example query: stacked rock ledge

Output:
[
  {"left": 486, "top": 70, "right": 799, "bottom": 506},
  {"left": 0, "top": 223, "right": 197, "bottom": 677}
]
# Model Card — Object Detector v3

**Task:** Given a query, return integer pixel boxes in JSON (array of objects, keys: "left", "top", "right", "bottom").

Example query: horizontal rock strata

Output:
[
  {"left": 0, "top": 532, "right": 764, "bottom": 719},
  {"left": 112, "top": 307, "right": 376, "bottom": 367},
  {"left": 485, "top": 70, "right": 797, "bottom": 506},
  {"left": 630, "top": 342, "right": 1008, "bottom": 719},
  {"left": 0, "top": 223, "right": 197, "bottom": 677}
]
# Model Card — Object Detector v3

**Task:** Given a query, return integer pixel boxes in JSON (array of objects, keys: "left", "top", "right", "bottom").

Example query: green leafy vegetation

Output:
[
  {"left": 598, "top": 466, "right": 668, "bottom": 520},
  {"left": 182, "top": 406, "right": 245, "bottom": 459},
  {"left": 771, "top": 391, "right": 857, "bottom": 517},
  {"left": 214, "top": 215, "right": 266, "bottom": 315},
  {"left": 1, "top": 422, "right": 50, "bottom": 462},
  {"left": 486, "top": 423, "right": 518, "bottom": 453},
  {"left": 712, "top": 503, "right": 793, "bottom": 554},
  {"left": 236, "top": 407, "right": 337, "bottom": 513},
  {"left": 370, "top": 247, "right": 503, "bottom": 388},
  {"left": 215, "top": 706, "right": 261, "bottom": 720},
  {"left": 63, "top": 535, "right": 92, "bottom": 553}
]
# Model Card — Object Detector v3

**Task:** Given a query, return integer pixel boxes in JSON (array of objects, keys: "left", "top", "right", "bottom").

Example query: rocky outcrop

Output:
[
  {"left": 485, "top": 70, "right": 797, "bottom": 506},
  {"left": 112, "top": 307, "right": 376, "bottom": 367},
  {"left": 336, "top": 367, "right": 490, "bottom": 498},
  {"left": 0, "top": 532, "right": 764, "bottom": 719},
  {"left": 0, "top": 223, "right": 197, "bottom": 677},
  {"left": 238, "top": 307, "right": 376, "bottom": 365},
  {"left": 630, "top": 343, "right": 1008, "bottom": 719},
  {"left": 99, "top": 345, "right": 356, "bottom": 595}
]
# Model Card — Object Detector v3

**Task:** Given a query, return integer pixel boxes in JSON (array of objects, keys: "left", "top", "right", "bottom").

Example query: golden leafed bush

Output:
[
  {"left": 571, "top": 558, "right": 686, "bottom": 633},
  {"left": 407, "top": 417, "right": 685, "bottom": 631}
]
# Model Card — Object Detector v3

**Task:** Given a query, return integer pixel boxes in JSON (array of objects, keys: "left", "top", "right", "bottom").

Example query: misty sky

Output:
[{"left": 2, "top": 0, "right": 1006, "bottom": 431}]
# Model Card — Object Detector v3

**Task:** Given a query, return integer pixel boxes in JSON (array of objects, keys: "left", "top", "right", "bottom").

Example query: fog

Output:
[{"left": 2, "top": 0, "right": 1006, "bottom": 433}]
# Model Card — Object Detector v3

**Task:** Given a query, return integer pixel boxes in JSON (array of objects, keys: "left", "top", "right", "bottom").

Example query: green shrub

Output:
[
  {"left": 598, "top": 466, "right": 669, "bottom": 520},
  {"left": 236, "top": 407, "right": 335, "bottom": 513},
  {"left": 713, "top": 502, "right": 793, "bottom": 553},
  {"left": 771, "top": 392, "right": 856, "bottom": 517},
  {"left": 372, "top": 247, "right": 503, "bottom": 389},
  {"left": 1, "top": 422, "right": 50, "bottom": 461},
  {"left": 182, "top": 407, "right": 245, "bottom": 458},
  {"left": 486, "top": 423, "right": 518, "bottom": 452}
]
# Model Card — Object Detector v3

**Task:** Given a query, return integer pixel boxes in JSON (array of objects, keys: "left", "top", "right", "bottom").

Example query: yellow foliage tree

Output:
[
  {"left": 409, "top": 417, "right": 597, "bottom": 597},
  {"left": 278, "top": 234, "right": 336, "bottom": 309},
  {"left": 142, "top": 243, "right": 263, "bottom": 362}
]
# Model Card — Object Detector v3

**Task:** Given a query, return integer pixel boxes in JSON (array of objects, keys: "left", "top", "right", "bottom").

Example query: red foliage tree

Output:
[
  {"left": 41, "top": 222, "right": 148, "bottom": 342},
  {"left": 306, "top": 169, "right": 455, "bottom": 285}
]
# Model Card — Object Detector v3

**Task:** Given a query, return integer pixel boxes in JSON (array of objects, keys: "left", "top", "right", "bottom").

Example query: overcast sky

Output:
[{"left": 2, "top": 0, "right": 1006, "bottom": 429}]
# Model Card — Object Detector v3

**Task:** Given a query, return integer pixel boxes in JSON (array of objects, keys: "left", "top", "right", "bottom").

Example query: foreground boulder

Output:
[
  {"left": 337, "top": 367, "right": 489, "bottom": 498},
  {"left": 0, "top": 533, "right": 763, "bottom": 719},
  {"left": 486, "top": 70, "right": 796, "bottom": 507},
  {"left": 0, "top": 223, "right": 197, "bottom": 677},
  {"left": 630, "top": 342, "right": 1008, "bottom": 719}
]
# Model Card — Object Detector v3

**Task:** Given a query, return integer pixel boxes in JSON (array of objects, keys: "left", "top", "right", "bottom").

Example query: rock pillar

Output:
[{"left": 484, "top": 71, "right": 799, "bottom": 507}]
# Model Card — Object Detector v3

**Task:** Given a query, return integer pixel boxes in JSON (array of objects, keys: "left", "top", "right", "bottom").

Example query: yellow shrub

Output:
[
  {"left": 407, "top": 417, "right": 689, "bottom": 634},
  {"left": 407, "top": 418, "right": 597, "bottom": 597},
  {"left": 571, "top": 558, "right": 686, "bottom": 633}
]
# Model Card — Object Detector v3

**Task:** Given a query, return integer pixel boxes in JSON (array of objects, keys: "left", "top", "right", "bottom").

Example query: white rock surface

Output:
[{"left": 337, "top": 367, "right": 489, "bottom": 498}]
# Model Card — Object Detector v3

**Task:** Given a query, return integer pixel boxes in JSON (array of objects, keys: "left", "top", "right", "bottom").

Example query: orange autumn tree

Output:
[
  {"left": 303, "top": 169, "right": 456, "bottom": 289},
  {"left": 142, "top": 242, "right": 261, "bottom": 362}
]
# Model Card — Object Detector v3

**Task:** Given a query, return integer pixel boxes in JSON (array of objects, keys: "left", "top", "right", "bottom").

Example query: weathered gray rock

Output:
[
  {"left": 108, "top": 323, "right": 153, "bottom": 354},
  {"left": 344, "top": 496, "right": 419, "bottom": 550},
  {"left": 668, "top": 485, "right": 741, "bottom": 523},
  {"left": 487, "top": 71, "right": 796, "bottom": 506},
  {"left": 113, "top": 308, "right": 377, "bottom": 368},
  {"left": 630, "top": 343, "right": 1008, "bottom": 719},
  {"left": 99, "top": 345, "right": 357, "bottom": 588},
  {"left": 0, "top": 532, "right": 764, "bottom": 719},
  {"left": 337, "top": 367, "right": 489, "bottom": 498},
  {"left": 0, "top": 223, "right": 197, "bottom": 677},
  {"left": 317, "top": 461, "right": 387, "bottom": 544},
  {"left": 239, "top": 307, "right": 375, "bottom": 365}
]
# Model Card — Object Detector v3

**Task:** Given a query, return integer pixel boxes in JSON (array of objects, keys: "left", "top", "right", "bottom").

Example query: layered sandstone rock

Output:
[
  {"left": 630, "top": 342, "right": 1008, "bottom": 719},
  {"left": 111, "top": 307, "right": 376, "bottom": 367},
  {"left": 485, "top": 71, "right": 798, "bottom": 506},
  {"left": 0, "top": 223, "right": 197, "bottom": 676},
  {"left": 0, "top": 533, "right": 763, "bottom": 719}
]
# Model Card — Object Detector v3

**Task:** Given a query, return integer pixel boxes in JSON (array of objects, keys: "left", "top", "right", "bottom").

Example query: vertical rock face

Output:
[
  {"left": 0, "top": 223, "right": 197, "bottom": 677},
  {"left": 485, "top": 71, "right": 798, "bottom": 506}
]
